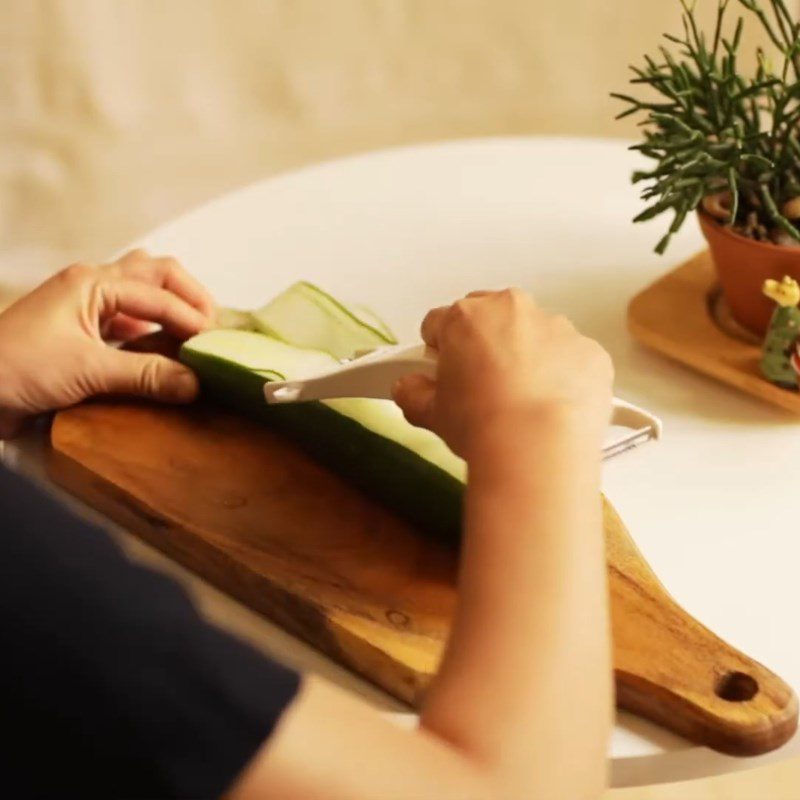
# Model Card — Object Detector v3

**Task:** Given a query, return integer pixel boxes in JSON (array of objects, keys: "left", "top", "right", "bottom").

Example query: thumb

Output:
[
  {"left": 98, "top": 350, "right": 199, "bottom": 404},
  {"left": 392, "top": 373, "right": 436, "bottom": 430}
]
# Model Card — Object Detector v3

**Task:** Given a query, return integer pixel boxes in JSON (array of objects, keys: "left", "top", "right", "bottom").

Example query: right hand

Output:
[{"left": 392, "top": 289, "right": 614, "bottom": 459}]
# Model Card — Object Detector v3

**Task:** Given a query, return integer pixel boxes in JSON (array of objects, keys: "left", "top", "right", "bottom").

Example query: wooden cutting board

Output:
[{"left": 49, "top": 399, "right": 798, "bottom": 756}]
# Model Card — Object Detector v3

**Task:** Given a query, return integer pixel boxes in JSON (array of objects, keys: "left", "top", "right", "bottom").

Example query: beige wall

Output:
[{"left": 0, "top": 0, "right": 772, "bottom": 281}]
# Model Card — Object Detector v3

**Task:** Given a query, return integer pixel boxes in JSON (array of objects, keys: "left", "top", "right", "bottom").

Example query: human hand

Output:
[
  {"left": 0, "top": 250, "right": 215, "bottom": 438},
  {"left": 392, "top": 289, "right": 613, "bottom": 459}
]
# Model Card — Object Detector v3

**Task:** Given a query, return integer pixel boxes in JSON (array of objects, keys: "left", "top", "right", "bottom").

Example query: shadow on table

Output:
[{"left": 615, "top": 709, "right": 693, "bottom": 754}]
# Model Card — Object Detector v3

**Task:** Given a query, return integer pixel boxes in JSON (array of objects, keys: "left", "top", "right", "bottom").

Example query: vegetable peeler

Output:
[{"left": 263, "top": 343, "right": 662, "bottom": 459}]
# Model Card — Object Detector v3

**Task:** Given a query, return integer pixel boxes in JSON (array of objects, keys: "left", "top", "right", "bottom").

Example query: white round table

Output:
[{"left": 7, "top": 137, "right": 800, "bottom": 787}]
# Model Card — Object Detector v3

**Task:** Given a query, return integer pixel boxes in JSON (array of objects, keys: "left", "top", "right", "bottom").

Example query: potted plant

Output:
[{"left": 614, "top": 0, "right": 800, "bottom": 335}]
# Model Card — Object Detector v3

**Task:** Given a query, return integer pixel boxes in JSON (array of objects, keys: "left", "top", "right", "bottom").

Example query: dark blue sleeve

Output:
[{"left": 0, "top": 464, "right": 300, "bottom": 800}]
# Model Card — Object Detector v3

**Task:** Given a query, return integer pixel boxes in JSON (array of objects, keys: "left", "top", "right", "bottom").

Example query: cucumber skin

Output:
[{"left": 180, "top": 345, "right": 464, "bottom": 546}]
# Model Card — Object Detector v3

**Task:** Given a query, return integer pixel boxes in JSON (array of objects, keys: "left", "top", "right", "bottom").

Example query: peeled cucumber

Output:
[
  {"left": 251, "top": 281, "right": 397, "bottom": 359},
  {"left": 181, "top": 283, "right": 465, "bottom": 542}
]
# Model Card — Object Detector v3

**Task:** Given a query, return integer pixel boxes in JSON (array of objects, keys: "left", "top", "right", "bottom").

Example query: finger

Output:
[
  {"left": 107, "top": 252, "right": 216, "bottom": 318},
  {"left": 392, "top": 373, "right": 436, "bottom": 430},
  {"left": 97, "top": 350, "right": 199, "bottom": 404},
  {"left": 97, "top": 278, "right": 210, "bottom": 339},
  {"left": 115, "top": 248, "right": 151, "bottom": 265},
  {"left": 419, "top": 305, "right": 450, "bottom": 348},
  {"left": 101, "top": 314, "right": 159, "bottom": 342},
  {"left": 421, "top": 291, "right": 494, "bottom": 347},
  {"left": 149, "top": 256, "right": 216, "bottom": 317}
]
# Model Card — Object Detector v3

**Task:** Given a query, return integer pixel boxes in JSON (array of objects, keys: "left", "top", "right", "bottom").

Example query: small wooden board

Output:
[
  {"left": 49, "top": 399, "right": 798, "bottom": 755},
  {"left": 628, "top": 251, "right": 800, "bottom": 414}
]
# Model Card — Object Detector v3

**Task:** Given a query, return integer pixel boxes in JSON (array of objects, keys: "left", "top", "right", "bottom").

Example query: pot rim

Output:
[{"left": 697, "top": 208, "right": 800, "bottom": 253}]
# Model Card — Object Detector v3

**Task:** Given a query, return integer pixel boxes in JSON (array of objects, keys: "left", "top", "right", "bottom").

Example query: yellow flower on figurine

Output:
[{"left": 763, "top": 276, "right": 800, "bottom": 308}]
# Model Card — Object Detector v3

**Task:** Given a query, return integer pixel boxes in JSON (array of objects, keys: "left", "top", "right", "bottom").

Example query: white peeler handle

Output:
[
  {"left": 610, "top": 398, "right": 662, "bottom": 440},
  {"left": 263, "top": 343, "right": 662, "bottom": 440},
  {"left": 263, "top": 344, "right": 436, "bottom": 403}
]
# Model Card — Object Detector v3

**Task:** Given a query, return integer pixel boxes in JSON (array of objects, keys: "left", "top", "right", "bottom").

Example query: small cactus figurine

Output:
[{"left": 761, "top": 276, "right": 800, "bottom": 390}]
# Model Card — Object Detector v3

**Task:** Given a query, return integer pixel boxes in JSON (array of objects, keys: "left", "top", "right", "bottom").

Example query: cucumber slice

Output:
[
  {"left": 181, "top": 329, "right": 465, "bottom": 543},
  {"left": 351, "top": 304, "right": 396, "bottom": 343},
  {"left": 249, "top": 281, "right": 397, "bottom": 360},
  {"left": 215, "top": 307, "right": 258, "bottom": 332}
]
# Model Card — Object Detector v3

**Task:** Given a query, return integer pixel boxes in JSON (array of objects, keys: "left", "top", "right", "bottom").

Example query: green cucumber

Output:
[
  {"left": 180, "top": 328, "right": 465, "bottom": 543},
  {"left": 250, "top": 281, "right": 397, "bottom": 359}
]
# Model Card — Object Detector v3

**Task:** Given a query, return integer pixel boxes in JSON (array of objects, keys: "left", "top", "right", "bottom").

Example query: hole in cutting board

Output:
[{"left": 716, "top": 670, "right": 759, "bottom": 702}]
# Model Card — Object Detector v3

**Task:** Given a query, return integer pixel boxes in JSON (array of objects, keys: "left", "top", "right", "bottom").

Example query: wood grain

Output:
[
  {"left": 49, "top": 399, "right": 798, "bottom": 755},
  {"left": 628, "top": 251, "right": 800, "bottom": 414}
]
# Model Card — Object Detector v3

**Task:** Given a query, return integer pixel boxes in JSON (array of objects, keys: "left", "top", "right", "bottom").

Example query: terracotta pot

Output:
[{"left": 698, "top": 211, "right": 800, "bottom": 336}]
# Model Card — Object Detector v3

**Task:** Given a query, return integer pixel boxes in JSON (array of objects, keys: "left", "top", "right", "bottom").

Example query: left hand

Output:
[{"left": 0, "top": 249, "right": 215, "bottom": 438}]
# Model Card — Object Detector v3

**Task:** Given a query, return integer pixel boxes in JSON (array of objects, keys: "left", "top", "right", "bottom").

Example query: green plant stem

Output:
[
  {"left": 760, "top": 184, "right": 800, "bottom": 239},
  {"left": 613, "top": 0, "right": 800, "bottom": 252}
]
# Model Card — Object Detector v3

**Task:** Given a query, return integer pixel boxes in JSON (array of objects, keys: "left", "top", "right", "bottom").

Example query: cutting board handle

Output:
[{"left": 604, "top": 500, "right": 798, "bottom": 756}]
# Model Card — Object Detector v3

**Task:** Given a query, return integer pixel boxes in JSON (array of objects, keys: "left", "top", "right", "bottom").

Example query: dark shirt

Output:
[{"left": 0, "top": 464, "right": 300, "bottom": 799}]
